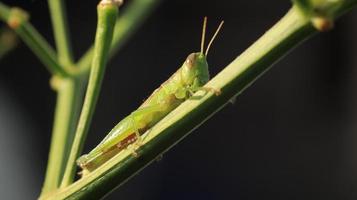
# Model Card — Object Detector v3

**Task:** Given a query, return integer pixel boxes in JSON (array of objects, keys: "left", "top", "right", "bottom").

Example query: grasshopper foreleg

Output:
[{"left": 188, "top": 86, "right": 221, "bottom": 100}]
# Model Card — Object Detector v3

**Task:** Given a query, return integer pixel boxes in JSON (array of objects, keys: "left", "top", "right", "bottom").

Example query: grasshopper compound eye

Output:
[{"left": 185, "top": 53, "right": 197, "bottom": 68}]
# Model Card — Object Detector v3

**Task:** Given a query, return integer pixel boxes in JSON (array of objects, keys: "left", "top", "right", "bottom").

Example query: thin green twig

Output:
[
  {"left": 41, "top": 78, "right": 83, "bottom": 195},
  {"left": 40, "top": 0, "right": 77, "bottom": 195},
  {"left": 48, "top": 0, "right": 74, "bottom": 67},
  {"left": 0, "top": 2, "right": 70, "bottom": 77},
  {"left": 76, "top": 0, "right": 161, "bottom": 75},
  {"left": 60, "top": 0, "right": 121, "bottom": 187}
]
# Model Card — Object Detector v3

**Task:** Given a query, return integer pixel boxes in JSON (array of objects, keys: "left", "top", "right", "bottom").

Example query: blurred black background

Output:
[{"left": 0, "top": 0, "right": 357, "bottom": 199}]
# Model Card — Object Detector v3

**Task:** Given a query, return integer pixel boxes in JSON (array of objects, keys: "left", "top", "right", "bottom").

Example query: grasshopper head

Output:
[
  {"left": 181, "top": 52, "right": 209, "bottom": 88},
  {"left": 181, "top": 17, "right": 223, "bottom": 91}
]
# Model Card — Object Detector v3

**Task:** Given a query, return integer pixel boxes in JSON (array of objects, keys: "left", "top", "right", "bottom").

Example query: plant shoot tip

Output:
[{"left": 99, "top": 0, "right": 124, "bottom": 7}]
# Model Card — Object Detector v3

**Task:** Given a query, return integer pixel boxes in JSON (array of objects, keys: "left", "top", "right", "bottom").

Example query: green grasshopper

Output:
[{"left": 77, "top": 17, "right": 224, "bottom": 174}]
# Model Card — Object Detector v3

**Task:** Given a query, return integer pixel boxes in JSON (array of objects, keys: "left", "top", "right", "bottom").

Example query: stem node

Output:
[{"left": 7, "top": 7, "right": 29, "bottom": 29}]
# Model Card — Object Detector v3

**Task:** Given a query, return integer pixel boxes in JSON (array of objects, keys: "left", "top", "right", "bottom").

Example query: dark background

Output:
[{"left": 0, "top": 0, "right": 357, "bottom": 199}]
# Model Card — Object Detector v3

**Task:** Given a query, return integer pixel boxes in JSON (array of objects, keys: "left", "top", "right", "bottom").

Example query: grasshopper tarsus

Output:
[
  {"left": 196, "top": 87, "right": 221, "bottom": 96},
  {"left": 205, "top": 87, "right": 221, "bottom": 96},
  {"left": 131, "top": 150, "right": 139, "bottom": 158}
]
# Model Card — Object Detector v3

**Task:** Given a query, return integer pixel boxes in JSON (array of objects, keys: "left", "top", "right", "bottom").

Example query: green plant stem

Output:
[
  {"left": 40, "top": 0, "right": 77, "bottom": 195},
  {"left": 60, "top": 1, "right": 120, "bottom": 187},
  {"left": 76, "top": 0, "right": 160, "bottom": 75},
  {"left": 48, "top": 0, "right": 74, "bottom": 67},
  {"left": 44, "top": 6, "right": 311, "bottom": 200},
  {"left": 41, "top": 78, "right": 83, "bottom": 195},
  {"left": 0, "top": 2, "right": 70, "bottom": 77},
  {"left": 42, "top": 2, "right": 357, "bottom": 199}
]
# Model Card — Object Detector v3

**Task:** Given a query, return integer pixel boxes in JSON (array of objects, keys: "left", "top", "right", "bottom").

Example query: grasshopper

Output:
[{"left": 77, "top": 17, "right": 224, "bottom": 174}]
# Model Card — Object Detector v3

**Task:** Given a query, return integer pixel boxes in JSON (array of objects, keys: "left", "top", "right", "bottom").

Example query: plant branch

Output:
[
  {"left": 41, "top": 78, "right": 83, "bottom": 195},
  {"left": 76, "top": 0, "right": 161, "bottom": 75},
  {"left": 43, "top": 6, "right": 310, "bottom": 200},
  {"left": 48, "top": 0, "right": 74, "bottom": 67},
  {"left": 0, "top": 2, "right": 70, "bottom": 77},
  {"left": 40, "top": 0, "right": 77, "bottom": 195},
  {"left": 41, "top": 1, "right": 357, "bottom": 199},
  {"left": 60, "top": 0, "right": 121, "bottom": 187}
]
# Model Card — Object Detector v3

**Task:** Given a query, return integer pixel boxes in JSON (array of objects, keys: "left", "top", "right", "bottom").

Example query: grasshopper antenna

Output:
[
  {"left": 200, "top": 16, "right": 207, "bottom": 55},
  {"left": 205, "top": 20, "right": 224, "bottom": 56}
]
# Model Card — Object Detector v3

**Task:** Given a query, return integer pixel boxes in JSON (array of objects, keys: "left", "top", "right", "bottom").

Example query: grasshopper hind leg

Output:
[
  {"left": 119, "top": 115, "right": 141, "bottom": 157},
  {"left": 125, "top": 104, "right": 164, "bottom": 157}
]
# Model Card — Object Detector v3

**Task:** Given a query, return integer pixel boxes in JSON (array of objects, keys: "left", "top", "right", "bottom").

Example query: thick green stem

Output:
[
  {"left": 48, "top": 0, "right": 74, "bottom": 67},
  {"left": 76, "top": 0, "right": 160, "bottom": 75},
  {"left": 60, "top": 1, "right": 120, "bottom": 187},
  {"left": 0, "top": 2, "right": 70, "bottom": 77},
  {"left": 41, "top": 78, "right": 83, "bottom": 195},
  {"left": 42, "top": 6, "right": 312, "bottom": 200},
  {"left": 42, "top": 2, "right": 357, "bottom": 198}
]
